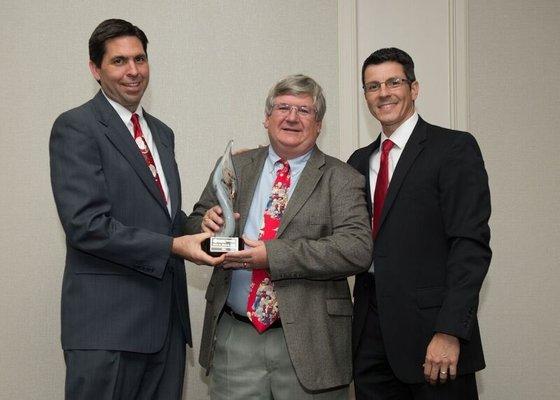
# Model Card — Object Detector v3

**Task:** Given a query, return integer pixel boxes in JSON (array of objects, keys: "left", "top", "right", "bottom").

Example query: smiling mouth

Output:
[
  {"left": 123, "top": 82, "right": 142, "bottom": 88},
  {"left": 378, "top": 102, "right": 397, "bottom": 109}
]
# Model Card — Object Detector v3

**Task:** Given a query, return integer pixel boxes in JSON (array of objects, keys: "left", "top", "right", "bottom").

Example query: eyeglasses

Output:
[
  {"left": 363, "top": 77, "right": 410, "bottom": 93},
  {"left": 272, "top": 103, "right": 316, "bottom": 118}
]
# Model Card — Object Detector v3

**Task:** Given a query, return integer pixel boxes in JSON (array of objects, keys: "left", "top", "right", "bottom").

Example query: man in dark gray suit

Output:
[
  {"left": 187, "top": 75, "right": 373, "bottom": 399},
  {"left": 50, "top": 19, "right": 224, "bottom": 400}
]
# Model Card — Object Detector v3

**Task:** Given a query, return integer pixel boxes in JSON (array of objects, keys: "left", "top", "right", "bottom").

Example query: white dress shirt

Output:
[
  {"left": 368, "top": 111, "right": 418, "bottom": 273},
  {"left": 103, "top": 92, "right": 171, "bottom": 215}
]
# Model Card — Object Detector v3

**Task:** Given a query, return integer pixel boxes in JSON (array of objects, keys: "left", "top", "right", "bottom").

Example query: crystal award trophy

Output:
[{"left": 203, "top": 140, "right": 243, "bottom": 255}]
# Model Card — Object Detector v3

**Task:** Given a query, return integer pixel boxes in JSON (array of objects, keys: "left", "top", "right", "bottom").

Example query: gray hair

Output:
[{"left": 264, "top": 74, "right": 326, "bottom": 121}]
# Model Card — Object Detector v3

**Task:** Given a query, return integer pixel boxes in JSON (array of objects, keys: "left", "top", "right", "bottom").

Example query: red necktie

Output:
[
  {"left": 372, "top": 139, "right": 394, "bottom": 238},
  {"left": 130, "top": 113, "right": 167, "bottom": 204},
  {"left": 247, "top": 159, "right": 291, "bottom": 332}
]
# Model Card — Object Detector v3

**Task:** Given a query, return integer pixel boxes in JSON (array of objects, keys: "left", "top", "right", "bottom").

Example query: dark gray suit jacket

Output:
[
  {"left": 50, "top": 91, "right": 191, "bottom": 353},
  {"left": 186, "top": 146, "right": 373, "bottom": 391},
  {"left": 349, "top": 117, "right": 491, "bottom": 383}
]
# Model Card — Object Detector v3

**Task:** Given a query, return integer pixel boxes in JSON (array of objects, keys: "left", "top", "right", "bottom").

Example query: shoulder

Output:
[
  {"left": 347, "top": 142, "right": 376, "bottom": 167},
  {"left": 422, "top": 121, "right": 485, "bottom": 162},
  {"left": 424, "top": 121, "right": 479, "bottom": 147},
  {"left": 321, "top": 151, "right": 366, "bottom": 185},
  {"left": 53, "top": 97, "right": 97, "bottom": 127},
  {"left": 231, "top": 146, "right": 267, "bottom": 165}
]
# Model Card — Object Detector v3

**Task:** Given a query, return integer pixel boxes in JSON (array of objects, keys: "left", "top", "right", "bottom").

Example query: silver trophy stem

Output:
[{"left": 212, "top": 140, "right": 236, "bottom": 238}]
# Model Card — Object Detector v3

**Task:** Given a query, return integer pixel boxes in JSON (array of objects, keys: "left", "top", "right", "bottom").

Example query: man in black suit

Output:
[
  {"left": 50, "top": 19, "right": 223, "bottom": 400},
  {"left": 349, "top": 47, "right": 491, "bottom": 399}
]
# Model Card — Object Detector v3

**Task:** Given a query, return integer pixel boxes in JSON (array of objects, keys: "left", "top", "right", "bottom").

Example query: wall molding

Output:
[
  {"left": 339, "top": 0, "right": 470, "bottom": 154},
  {"left": 449, "top": 0, "right": 470, "bottom": 131},
  {"left": 337, "top": 0, "right": 359, "bottom": 160}
]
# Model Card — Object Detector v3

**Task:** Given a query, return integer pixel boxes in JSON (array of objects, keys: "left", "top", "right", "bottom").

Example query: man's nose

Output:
[
  {"left": 126, "top": 60, "right": 139, "bottom": 76},
  {"left": 286, "top": 107, "right": 299, "bottom": 122},
  {"left": 378, "top": 83, "right": 390, "bottom": 97}
]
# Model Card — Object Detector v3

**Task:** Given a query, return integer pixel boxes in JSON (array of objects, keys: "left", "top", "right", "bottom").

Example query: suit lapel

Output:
[
  {"left": 276, "top": 147, "right": 324, "bottom": 238},
  {"left": 236, "top": 148, "right": 268, "bottom": 236},
  {"left": 358, "top": 137, "right": 380, "bottom": 215},
  {"left": 92, "top": 91, "right": 170, "bottom": 217},
  {"left": 378, "top": 117, "right": 427, "bottom": 231}
]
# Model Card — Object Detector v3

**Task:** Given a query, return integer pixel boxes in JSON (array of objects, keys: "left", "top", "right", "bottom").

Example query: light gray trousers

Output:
[{"left": 210, "top": 312, "right": 348, "bottom": 400}]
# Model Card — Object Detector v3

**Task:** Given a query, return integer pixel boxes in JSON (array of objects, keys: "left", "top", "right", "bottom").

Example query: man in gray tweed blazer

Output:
[{"left": 186, "top": 74, "right": 373, "bottom": 399}]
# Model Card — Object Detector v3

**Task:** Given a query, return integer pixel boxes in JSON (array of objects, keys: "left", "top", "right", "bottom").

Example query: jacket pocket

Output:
[
  {"left": 326, "top": 298, "right": 353, "bottom": 316},
  {"left": 416, "top": 286, "right": 445, "bottom": 309}
]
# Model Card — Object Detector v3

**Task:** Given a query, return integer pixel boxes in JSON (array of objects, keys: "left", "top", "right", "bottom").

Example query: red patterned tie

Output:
[
  {"left": 247, "top": 159, "right": 291, "bottom": 332},
  {"left": 131, "top": 113, "right": 167, "bottom": 204},
  {"left": 372, "top": 139, "right": 394, "bottom": 238}
]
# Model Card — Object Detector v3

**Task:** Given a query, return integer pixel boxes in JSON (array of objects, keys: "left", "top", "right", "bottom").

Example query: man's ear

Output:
[
  {"left": 89, "top": 60, "right": 101, "bottom": 82},
  {"left": 411, "top": 80, "right": 419, "bottom": 102}
]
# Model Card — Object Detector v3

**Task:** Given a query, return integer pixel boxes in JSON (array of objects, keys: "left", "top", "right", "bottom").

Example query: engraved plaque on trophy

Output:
[{"left": 203, "top": 140, "right": 244, "bottom": 256}]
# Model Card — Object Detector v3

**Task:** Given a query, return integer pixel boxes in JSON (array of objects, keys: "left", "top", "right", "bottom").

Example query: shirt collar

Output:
[
  {"left": 381, "top": 111, "right": 418, "bottom": 150},
  {"left": 102, "top": 90, "right": 144, "bottom": 125},
  {"left": 266, "top": 146, "right": 313, "bottom": 175}
]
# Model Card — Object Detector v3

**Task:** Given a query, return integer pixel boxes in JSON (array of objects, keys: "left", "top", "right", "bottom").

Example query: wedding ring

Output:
[
  {"left": 243, "top": 262, "right": 247, "bottom": 268},
  {"left": 440, "top": 371, "right": 447, "bottom": 375}
]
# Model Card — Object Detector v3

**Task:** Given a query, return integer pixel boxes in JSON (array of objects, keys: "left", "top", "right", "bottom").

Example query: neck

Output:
[
  {"left": 271, "top": 145, "right": 313, "bottom": 161},
  {"left": 382, "top": 108, "right": 415, "bottom": 137}
]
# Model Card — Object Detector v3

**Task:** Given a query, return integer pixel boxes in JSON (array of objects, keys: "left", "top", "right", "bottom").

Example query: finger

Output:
[
  {"left": 206, "top": 209, "right": 224, "bottom": 225},
  {"left": 429, "top": 363, "right": 440, "bottom": 385},
  {"left": 211, "top": 205, "right": 223, "bottom": 215},
  {"left": 195, "top": 231, "right": 213, "bottom": 241},
  {"left": 206, "top": 254, "right": 226, "bottom": 266},
  {"left": 224, "top": 249, "right": 251, "bottom": 260},
  {"left": 234, "top": 212, "right": 241, "bottom": 220},
  {"left": 241, "top": 236, "right": 260, "bottom": 247},
  {"left": 423, "top": 361, "right": 432, "bottom": 382},
  {"left": 193, "top": 251, "right": 225, "bottom": 266},
  {"left": 438, "top": 363, "right": 449, "bottom": 384},
  {"left": 222, "top": 261, "right": 245, "bottom": 269},
  {"left": 203, "top": 218, "right": 222, "bottom": 233},
  {"left": 208, "top": 214, "right": 224, "bottom": 225},
  {"left": 448, "top": 364, "right": 457, "bottom": 380}
]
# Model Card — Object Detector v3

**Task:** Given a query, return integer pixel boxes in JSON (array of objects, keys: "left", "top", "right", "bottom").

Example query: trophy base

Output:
[{"left": 203, "top": 236, "right": 244, "bottom": 257}]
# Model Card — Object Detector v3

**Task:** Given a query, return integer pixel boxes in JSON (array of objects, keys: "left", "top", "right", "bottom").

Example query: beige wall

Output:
[
  {"left": 469, "top": 1, "right": 560, "bottom": 398},
  {"left": 0, "top": 1, "right": 338, "bottom": 399},
  {"left": 2, "top": 1, "right": 559, "bottom": 399}
]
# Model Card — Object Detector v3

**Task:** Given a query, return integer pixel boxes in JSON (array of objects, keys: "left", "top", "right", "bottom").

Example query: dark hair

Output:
[
  {"left": 89, "top": 19, "right": 148, "bottom": 67},
  {"left": 361, "top": 47, "right": 416, "bottom": 87}
]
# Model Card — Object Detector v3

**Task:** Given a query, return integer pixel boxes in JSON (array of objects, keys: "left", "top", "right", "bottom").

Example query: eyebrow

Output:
[{"left": 110, "top": 53, "right": 147, "bottom": 61}]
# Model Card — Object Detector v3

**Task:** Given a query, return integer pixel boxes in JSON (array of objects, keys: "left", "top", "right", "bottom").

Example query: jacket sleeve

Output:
[
  {"left": 434, "top": 133, "right": 492, "bottom": 340},
  {"left": 184, "top": 160, "right": 220, "bottom": 235},
  {"left": 49, "top": 111, "right": 173, "bottom": 278},
  {"left": 266, "top": 167, "right": 373, "bottom": 281}
]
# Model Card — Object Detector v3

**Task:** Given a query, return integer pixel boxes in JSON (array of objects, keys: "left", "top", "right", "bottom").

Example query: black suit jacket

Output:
[
  {"left": 50, "top": 91, "right": 191, "bottom": 353},
  {"left": 348, "top": 116, "right": 491, "bottom": 383}
]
